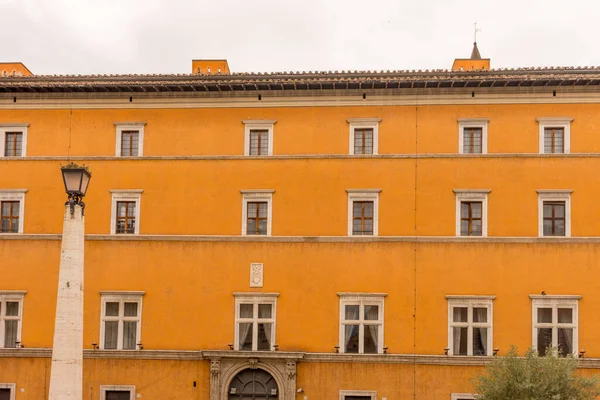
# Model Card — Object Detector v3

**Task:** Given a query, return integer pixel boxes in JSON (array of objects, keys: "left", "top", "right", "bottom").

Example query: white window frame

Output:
[
  {"left": 0, "top": 383, "right": 16, "bottom": 400},
  {"left": 451, "top": 394, "right": 476, "bottom": 400},
  {"left": 339, "top": 390, "right": 377, "bottom": 400},
  {"left": 243, "top": 120, "right": 275, "bottom": 156},
  {"left": 530, "top": 295, "right": 580, "bottom": 356},
  {"left": 115, "top": 122, "right": 145, "bottom": 157},
  {"left": 0, "top": 291, "right": 25, "bottom": 349},
  {"left": 233, "top": 292, "right": 278, "bottom": 351},
  {"left": 537, "top": 117, "right": 572, "bottom": 154},
  {"left": 338, "top": 293, "right": 386, "bottom": 354},
  {"left": 0, "top": 190, "right": 27, "bottom": 234},
  {"left": 458, "top": 118, "right": 488, "bottom": 154},
  {"left": 99, "top": 291, "right": 144, "bottom": 351},
  {"left": 446, "top": 295, "right": 495, "bottom": 356},
  {"left": 347, "top": 118, "right": 381, "bottom": 155},
  {"left": 241, "top": 190, "right": 274, "bottom": 236},
  {"left": 537, "top": 190, "right": 572, "bottom": 237},
  {"left": 0, "top": 124, "right": 28, "bottom": 157},
  {"left": 110, "top": 190, "right": 143, "bottom": 235},
  {"left": 453, "top": 189, "right": 489, "bottom": 237},
  {"left": 347, "top": 189, "right": 380, "bottom": 236},
  {"left": 100, "top": 385, "right": 136, "bottom": 400}
]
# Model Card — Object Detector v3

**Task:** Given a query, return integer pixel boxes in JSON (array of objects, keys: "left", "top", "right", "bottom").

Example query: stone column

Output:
[{"left": 48, "top": 205, "right": 85, "bottom": 400}]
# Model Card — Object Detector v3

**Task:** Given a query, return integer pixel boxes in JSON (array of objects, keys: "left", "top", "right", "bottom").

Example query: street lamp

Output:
[{"left": 60, "top": 162, "right": 91, "bottom": 215}]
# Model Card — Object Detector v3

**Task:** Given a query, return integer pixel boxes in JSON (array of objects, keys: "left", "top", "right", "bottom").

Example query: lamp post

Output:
[{"left": 48, "top": 162, "right": 91, "bottom": 400}]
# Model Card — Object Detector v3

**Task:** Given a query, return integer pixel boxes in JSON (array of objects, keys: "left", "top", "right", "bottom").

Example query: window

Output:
[
  {"left": 243, "top": 120, "right": 275, "bottom": 156},
  {"left": 338, "top": 293, "right": 385, "bottom": 354},
  {"left": 458, "top": 119, "right": 488, "bottom": 154},
  {"left": 339, "top": 390, "right": 377, "bottom": 400},
  {"left": 0, "top": 125, "right": 28, "bottom": 157},
  {"left": 0, "top": 292, "right": 25, "bottom": 349},
  {"left": 451, "top": 395, "right": 476, "bottom": 400},
  {"left": 531, "top": 295, "right": 579, "bottom": 356},
  {"left": 347, "top": 190, "right": 380, "bottom": 236},
  {"left": 234, "top": 293, "right": 278, "bottom": 351},
  {"left": 0, "top": 384, "right": 16, "bottom": 400},
  {"left": 447, "top": 296, "right": 494, "bottom": 356},
  {"left": 537, "top": 190, "right": 572, "bottom": 237},
  {"left": 100, "top": 292, "right": 143, "bottom": 350},
  {"left": 110, "top": 190, "right": 142, "bottom": 235},
  {"left": 241, "top": 190, "right": 273, "bottom": 236},
  {"left": 115, "top": 123, "right": 145, "bottom": 157},
  {"left": 100, "top": 386, "right": 135, "bottom": 400},
  {"left": 537, "top": 117, "right": 572, "bottom": 154},
  {"left": 454, "top": 190, "right": 489, "bottom": 237},
  {"left": 347, "top": 118, "right": 380, "bottom": 155},
  {"left": 0, "top": 190, "right": 26, "bottom": 234}
]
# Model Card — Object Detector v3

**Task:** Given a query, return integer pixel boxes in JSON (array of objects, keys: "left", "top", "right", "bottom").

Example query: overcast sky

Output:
[{"left": 1, "top": 0, "right": 598, "bottom": 75}]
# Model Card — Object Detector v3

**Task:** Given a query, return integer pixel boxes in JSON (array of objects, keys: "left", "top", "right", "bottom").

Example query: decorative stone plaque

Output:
[{"left": 250, "top": 263, "right": 263, "bottom": 288}]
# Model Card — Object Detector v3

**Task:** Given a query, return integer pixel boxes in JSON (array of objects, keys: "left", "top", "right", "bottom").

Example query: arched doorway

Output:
[{"left": 228, "top": 368, "right": 279, "bottom": 399}]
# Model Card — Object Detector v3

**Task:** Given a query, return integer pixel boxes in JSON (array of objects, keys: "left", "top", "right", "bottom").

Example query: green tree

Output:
[{"left": 473, "top": 346, "right": 600, "bottom": 400}]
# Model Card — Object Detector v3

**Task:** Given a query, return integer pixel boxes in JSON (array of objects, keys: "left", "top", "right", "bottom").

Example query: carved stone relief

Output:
[{"left": 250, "top": 263, "right": 263, "bottom": 288}]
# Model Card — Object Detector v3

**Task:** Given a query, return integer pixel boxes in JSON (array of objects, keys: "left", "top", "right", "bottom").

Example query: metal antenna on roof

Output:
[{"left": 474, "top": 22, "right": 481, "bottom": 44}]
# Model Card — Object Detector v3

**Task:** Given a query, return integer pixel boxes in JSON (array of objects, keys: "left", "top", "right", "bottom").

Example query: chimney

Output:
[{"left": 192, "top": 59, "right": 230, "bottom": 75}]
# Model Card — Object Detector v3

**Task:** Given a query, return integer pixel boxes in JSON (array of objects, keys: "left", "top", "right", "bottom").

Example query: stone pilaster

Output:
[{"left": 48, "top": 205, "right": 85, "bottom": 400}]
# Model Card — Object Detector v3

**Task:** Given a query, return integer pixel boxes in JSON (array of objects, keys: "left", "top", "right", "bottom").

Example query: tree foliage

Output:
[{"left": 473, "top": 346, "right": 600, "bottom": 400}]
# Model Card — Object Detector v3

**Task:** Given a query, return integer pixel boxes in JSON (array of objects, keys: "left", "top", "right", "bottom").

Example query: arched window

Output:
[{"left": 228, "top": 368, "right": 278, "bottom": 399}]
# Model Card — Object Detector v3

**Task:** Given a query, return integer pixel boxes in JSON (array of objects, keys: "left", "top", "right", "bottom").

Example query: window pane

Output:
[
  {"left": 471, "top": 219, "right": 482, "bottom": 236},
  {"left": 239, "top": 304, "right": 253, "bottom": 318},
  {"left": 537, "top": 308, "right": 552, "bottom": 323},
  {"left": 558, "top": 328, "right": 573, "bottom": 356},
  {"left": 104, "top": 321, "right": 118, "bottom": 349},
  {"left": 554, "top": 219, "right": 565, "bottom": 236},
  {"left": 123, "top": 321, "right": 137, "bottom": 350},
  {"left": 557, "top": 308, "right": 572, "bottom": 323},
  {"left": 453, "top": 327, "right": 468, "bottom": 355},
  {"left": 344, "top": 325, "right": 359, "bottom": 353},
  {"left": 238, "top": 323, "right": 253, "bottom": 350},
  {"left": 344, "top": 305, "right": 359, "bottom": 320},
  {"left": 106, "top": 391, "right": 131, "bottom": 400},
  {"left": 105, "top": 302, "right": 119, "bottom": 316},
  {"left": 257, "top": 203, "right": 268, "bottom": 218},
  {"left": 363, "top": 202, "right": 374, "bottom": 217},
  {"left": 537, "top": 328, "right": 552, "bottom": 356},
  {"left": 123, "top": 302, "right": 138, "bottom": 317},
  {"left": 554, "top": 204, "right": 565, "bottom": 218},
  {"left": 257, "top": 323, "right": 272, "bottom": 350},
  {"left": 453, "top": 307, "right": 468, "bottom": 322},
  {"left": 364, "top": 305, "right": 378, "bottom": 320},
  {"left": 363, "top": 325, "right": 378, "bottom": 354},
  {"left": 472, "top": 307, "right": 487, "bottom": 323},
  {"left": 460, "top": 202, "right": 470, "bottom": 219},
  {"left": 543, "top": 219, "right": 554, "bottom": 236},
  {"left": 247, "top": 203, "right": 257, "bottom": 217},
  {"left": 117, "top": 202, "right": 127, "bottom": 217},
  {"left": 460, "top": 220, "right": 469, "bottom": 236},
  {"left": 257, "top": 219, "right": 267, "bottom": 235},
  {"left": 258, "top": 304, "right": 272, "bottom": 319},
  {"left": 247, "top": 219, "right": 257, "bottom": 235},
  {"left": 5, "top": 302, "right": 19, "bottom": 316},
  {"left": 4, "top": 320, "right": 18, "bottom": 348},
  {"left": 471, "top": 202, "right": 482, "bottom": 218},
  {"left": 353, "top": 202, "right": 362, "bottom": 217},
  {"left": 473, "top": 327, "right": 487, "bottom": 355},
  {"left": 362, "top": 219, "right": 373, "bottom": 235}
]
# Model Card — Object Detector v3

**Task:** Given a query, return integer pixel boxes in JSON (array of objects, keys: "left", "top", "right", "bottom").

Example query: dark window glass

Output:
[
  {"left": 353, "top": 128, "right": 373, "bottom": 155},
  {"left": 246, "top": 202, "right": 268, "bottom": 235},
  {"left": 116, "top": 201, "right": 136, "bottom": 234},
  {"left": 352, "top": 201, "right": 374, "bottom": 235},
  {"left": 105, "top": 391, "right": 131, "bottom": 400},
  {"left": 463, "top": 127, "right": 482, "bottom": 154},
  {"left": 460, "top": 201, "right": 482, "bottom": 236},
  {"left": 120, "top": 131, "right": 139, "bottom": 156},
  {"left": 542, "top": 201, "right": 566, "bottom": 236},
  {"left": 4, "top": 132, "right": 23, "bottom": 156},
  {"left": 1, "top": 201, "right": 20, "bottom": 233},
  {"left": 544, "top": 127, "right": 564, "bottom": 154},
  {"left": 249, "top": 130, "right": 269, "bottom": 156}
]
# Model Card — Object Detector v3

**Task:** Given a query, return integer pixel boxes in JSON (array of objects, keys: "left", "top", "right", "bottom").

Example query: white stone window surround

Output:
[
  {"left": 339, "top": 390, "right": 377, "bottom": 400},
  {"left": 110, "top": 190, "right": 143, "bottom": 235},
  {"left": 347, "top": 118, "right": 381, "bottom": 155},
  {"left": 0, "top": 291, "right": 26, "bottom": 349},
  {"left": 451, "top": 394, "right": 476, "bottom": 400},
  {"left": 0, "top": 383, "right": 16, "bottom": 400},
  {"left": 114, "top": 122, "right": 145, "bottom": 157},
  {"left": 537, "top": 117, "right": 573, "bottom": 154},
  {"left": 0, "top": 190, "right": 27, "bottom": 234},
  {"left": 99, "top": 291, "right": 144, "bottom": 351},
  {"left": 530, "top": 295, "right": 580, "bottom": 356},
  {"left": 233, "top": 292, "right": 278, "bottom": 351},
  {"left": 100, "top": 385, "right": 136, "bottom": 400},
  {"left": 243, "top": 120, "right": 276, "bottom": 156},
  {"left": 446, "top": 295, "right": 495, "bottom": 356},
  {"left": 346, "top": 189, "right": 381, "bottom": 236},
  {"left": 458, "top": 118, "right": 488, "bottom": 155},
  {"left": 537, "top": 190, "right": 572, "bottom": 237},
  {"left": 338, "top": 292, "right": 386, "bottom": 355},
  {"left": 241, "top": 190, "right": 274, "bottom": 236},
  {"left": 453, "top": 189, "right": 490, "bottom": 237},
  {"left": 0, "top": 124, "right": 28, "bottom": 157}
]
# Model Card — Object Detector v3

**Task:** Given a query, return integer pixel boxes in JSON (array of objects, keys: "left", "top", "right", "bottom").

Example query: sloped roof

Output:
[
  {"left": 470, "top": 43, "right": 482, "bottom": 60},
  {"left": 1, "top": 66, "right": 600, "bottom": 93}
]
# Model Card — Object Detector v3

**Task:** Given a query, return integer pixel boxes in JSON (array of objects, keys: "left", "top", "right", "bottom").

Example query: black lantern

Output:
[{"left": 60, "top": 162, "right": 92, "bottom": 215}]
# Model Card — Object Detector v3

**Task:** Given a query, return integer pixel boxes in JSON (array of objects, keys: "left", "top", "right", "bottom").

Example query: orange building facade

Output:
[{"left": 2, "top": 49, "right": 600, "bottom": 399}]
